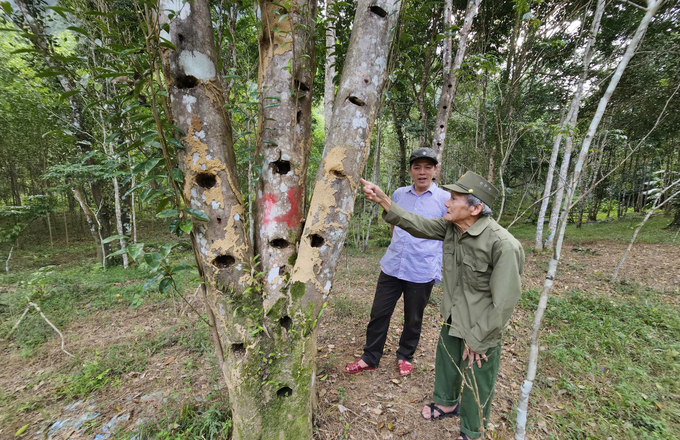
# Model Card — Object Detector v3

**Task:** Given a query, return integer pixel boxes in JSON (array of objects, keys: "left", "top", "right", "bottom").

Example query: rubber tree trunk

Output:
[
  {"left": 157, "top": 2, "right": 257, "bottom": 438},
  {"left": 255, "top": 0, "right": 317, "bottom": 310},
  {"left": 72, "top": 186, "right": 105, "bottom": 266},
  {"left": 324, "top": 0, "right": 336, "bottom": 139},
  {"left": 515, "top": 1, "right": 664, "bottom": 438},
  {"left": 289, "top": 0, "right": 401, "bottom": 360},
  {"left": 14, "top": 0, "right": 112, "bottom": 254},
  {"left": 536, "top": 0, "right": 605, "bottom": 251},
  {"left": 431, "top": 0, "right": 482, "bottom": 164},
  {"left": 612, "top": 181, "right": 680, "bottom": 281}
]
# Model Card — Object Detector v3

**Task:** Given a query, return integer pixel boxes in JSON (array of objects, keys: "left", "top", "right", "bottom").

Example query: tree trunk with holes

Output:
[
  {"left": 255, "top": 0, "right": 316, "bottom": 310},
  {"left": 157, "top": 2, "right": 256, "bottom": 438},
  {"left": 430, "top": 0, "right": 482, "bottom": 164},
  {"left": 324, "top": 0, "right": 336, "bottom": 139},
  {"left": 160, "top": 0, "right": 398, "bottom": 437}
]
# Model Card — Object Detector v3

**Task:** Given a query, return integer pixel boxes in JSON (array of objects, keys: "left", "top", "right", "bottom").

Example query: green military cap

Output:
[{"left": 443, "top": 171, "right": 499, "bottom": 207}]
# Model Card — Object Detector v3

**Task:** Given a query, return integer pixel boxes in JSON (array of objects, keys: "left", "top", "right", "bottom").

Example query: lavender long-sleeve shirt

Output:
[{"left": 379, "top": 183, "right": 450, "bottom": 284}]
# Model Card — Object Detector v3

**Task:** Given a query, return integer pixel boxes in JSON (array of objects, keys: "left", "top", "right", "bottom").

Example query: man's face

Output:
[
  {"left": 409, "top": 158, "right": 437, "bottom": 192},
  {"left": 444, "top": 191, "right": 475, "bottom": 224}
]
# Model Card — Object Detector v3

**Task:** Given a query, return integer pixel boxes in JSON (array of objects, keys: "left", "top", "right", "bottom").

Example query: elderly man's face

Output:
[{"left": 444, "top": 191, "right": 476, "bottom": 225}]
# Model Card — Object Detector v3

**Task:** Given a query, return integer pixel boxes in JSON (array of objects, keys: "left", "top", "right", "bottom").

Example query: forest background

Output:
[{"left": 0, "top": 0, "right": 679, "bottom": 439}]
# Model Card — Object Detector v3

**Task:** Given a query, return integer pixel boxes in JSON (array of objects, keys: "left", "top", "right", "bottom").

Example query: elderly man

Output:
[
  {"left": 345, "top": 148, "right": 450, "bottom": 377},
  {"left": 360, "top": 171, "right": 525, "bottom": 440}
]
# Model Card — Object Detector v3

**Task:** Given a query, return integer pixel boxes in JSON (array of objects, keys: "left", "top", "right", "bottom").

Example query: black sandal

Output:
[{"left": 421, "top": 402, "right": 460, "bottom": 420}]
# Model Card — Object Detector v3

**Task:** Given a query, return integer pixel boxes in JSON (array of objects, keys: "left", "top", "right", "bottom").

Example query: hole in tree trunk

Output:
[
  {"left": 279, "top": 315, "right": 292, "bottom": 330},
  {"left": 331, "top": 169, "right": 347, "bottom": 179},
  {"left": 178, "top": 34, "right": 184, "bottom": 43},
  {"left": 271, "top": 160, "right": 291, "bottom": 175},
  {"left": 437, "top": 142, "right": 441, "bottom": 147},
  {"left": 195, "top": 172, "right": 217, "bottom": 189},
  {"left": 310, "top": 234, "right": 324, "bottom": 248},
  {"left": 294, "top": 79, "right": 310, "bottom": 92},
  {"left": 279, "top": 266, "right": 286, "bottom": 275},
  {"left": 440, "top": 125, "right": 444, "bottom": 128},
  {"left": 297, "top": 110, "right": 302, "bottom": 123},
  {"left": 176, "top": 74, "right": 199, "bottom": 89},
  {"left": 442, "top": 105, "right": 447, "bottom": 109},
  {"left": 216, "top": 217, "right": 222, "bottom": 224},
  {"left": 448, "top": 83, "right": 452, "bottom": 88},
  {"left": 270, "top": 238, "right": 290, "bottom": 249},
  {"left": 213, "top": 255, "right": 235, "bottom": 268},
  {"left": 277, "top": 386, "right": 293, "bottom": 398},
  {"left": 369, "top": 5, "right": 388, "bottom": 17},
  {"left": 348, "top": 96, "right": 366, "bottom": 106},
  {"left": 231, "top": 343, "right": 245, "bottom": 356}
]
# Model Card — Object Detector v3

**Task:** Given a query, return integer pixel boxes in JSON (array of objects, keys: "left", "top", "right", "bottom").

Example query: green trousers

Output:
[{"left": 433, "top": 323, "right": 501, "bottom": 439}]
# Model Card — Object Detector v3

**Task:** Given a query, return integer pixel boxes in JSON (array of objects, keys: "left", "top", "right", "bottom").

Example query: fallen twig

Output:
[{"left": 27, "top": 302, "right": 75, "bottom": 357}]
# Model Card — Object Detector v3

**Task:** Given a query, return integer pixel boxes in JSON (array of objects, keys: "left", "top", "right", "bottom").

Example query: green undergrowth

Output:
[
  {"left": 124, "top": 395, "right": 232, "bottom": 440},
  {"left": 518, "top": 286, "right": 680, "bottom": 439},
  {"left": 507, "top": 213, "right": 679, "bottom": 245},
  {"left": 0, "top": 253, "right": 196, "bottom": 356}
]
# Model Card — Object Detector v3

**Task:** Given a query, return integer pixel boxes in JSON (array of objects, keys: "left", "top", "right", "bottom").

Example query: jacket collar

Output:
[{"left": 464, "top": 215, "right": 491, "bottom": 237}]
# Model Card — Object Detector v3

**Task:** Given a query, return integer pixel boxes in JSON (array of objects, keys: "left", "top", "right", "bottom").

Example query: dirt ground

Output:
[{"left": 0, "top": 239, "right": 678, "bottom": 439}]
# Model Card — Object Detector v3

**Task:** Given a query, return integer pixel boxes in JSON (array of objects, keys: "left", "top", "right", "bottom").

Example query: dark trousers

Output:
[
  {"left": 433, "top": 321, "right": 501, "bottom": 439},
  {"left": 361, "top": 271, "right": 434, "bottom": 367}
]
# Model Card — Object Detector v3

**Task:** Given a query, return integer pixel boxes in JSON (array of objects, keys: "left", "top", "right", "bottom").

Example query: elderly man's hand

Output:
[
  {"left": 463, "top": 343, "right": 488, "bottom": 369},
  {"left": 360, "top": 178, "right": 391, "bottom": 212}
]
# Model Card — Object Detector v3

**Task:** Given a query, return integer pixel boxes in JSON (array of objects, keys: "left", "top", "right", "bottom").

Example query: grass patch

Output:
[
  {"left": 519, "top": 287, "right": 680, "bottom": 439},
  {"left": 507, "top": 213, "right": 679, "bottom": 245},
  {"left": 121, "top": 391, "right": 231, "bottom": 439}
]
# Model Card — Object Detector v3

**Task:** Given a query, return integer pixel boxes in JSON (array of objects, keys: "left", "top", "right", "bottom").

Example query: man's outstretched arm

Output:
[{"left": 360, "top": 178, "right": 391, "bottom": 212}]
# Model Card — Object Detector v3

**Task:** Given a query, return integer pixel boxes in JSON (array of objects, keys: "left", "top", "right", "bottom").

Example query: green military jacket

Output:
[{"left": 383, "top": 204, "right": 525, "bottom": 353}]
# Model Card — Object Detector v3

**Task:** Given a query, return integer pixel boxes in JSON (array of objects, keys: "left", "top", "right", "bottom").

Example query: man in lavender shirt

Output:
[{"left": 345, "top": 147, "right": 450, "bottom": 376}]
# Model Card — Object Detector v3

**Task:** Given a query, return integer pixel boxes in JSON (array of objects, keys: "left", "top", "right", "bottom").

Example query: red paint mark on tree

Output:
[
  {"left": 262, "top": 193, "right": 278, "bottom": 226},
  {"left": 275, "top": 187, "right": 302, "bottom": 228},
  {"left": 261, "top": 188, "right": 302, "bottom": 228}
]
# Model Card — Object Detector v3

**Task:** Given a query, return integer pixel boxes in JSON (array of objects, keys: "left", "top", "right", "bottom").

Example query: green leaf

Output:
[
  {"left": 101, "top": 234, "right": 127, "bottom": 244},
  {"left": 159, "top": 40, "right": 177, "bottom": 50},
  {"left": 159, "top": 277, "right": 173, "bottom": 294},
  {"left": 171, "top": 264, "right": 194, "bottom": 274},
  {"left": 143, "top": 274, "right": 162, "bottom": 292},
  {"left": 60, "top": 90, "right": 80, "bottom": 101},
  {"left": 179, "top": 218, "right": 193, "bottom": 234},
  {"left": 156, "top": 209, "right": 180, "bottom": 219},
  {"left": 106, "top": 248, "right": 128, "bottom": 258},
  {"left": 15, "top": 424, "right": 29, "bottom": 436},
  {"left": 160, "top": 244, "right": 174, "bottom": 259},
  {"left": 144, "top": 158, "right": 163, "bottom": 174},
  {"left": 184, "top": 208, "right": 209, "bottom": 222},
  {"left": 144, "top": 252, "right": 162, "bottom": 269},
  {"left": 128, "top": 243, "right": 145, "bottom": 261},
  {"left": 67, "top": 26, "right": 90, "bottom": 37},
  {"left": 10, "top": 48, "right": 36, "bottom": 55},
  {"left": 1, "top": 2, "right": 12, "bottom": 14},
  {"left": 169, "top": 218, "right": 180, "bottom": 234},
  {"left": 168, "top": 138, "right": 183, "bottom": 150},
  {"left": 171, "top": 168, "right": 184, "bottom": 183}
]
